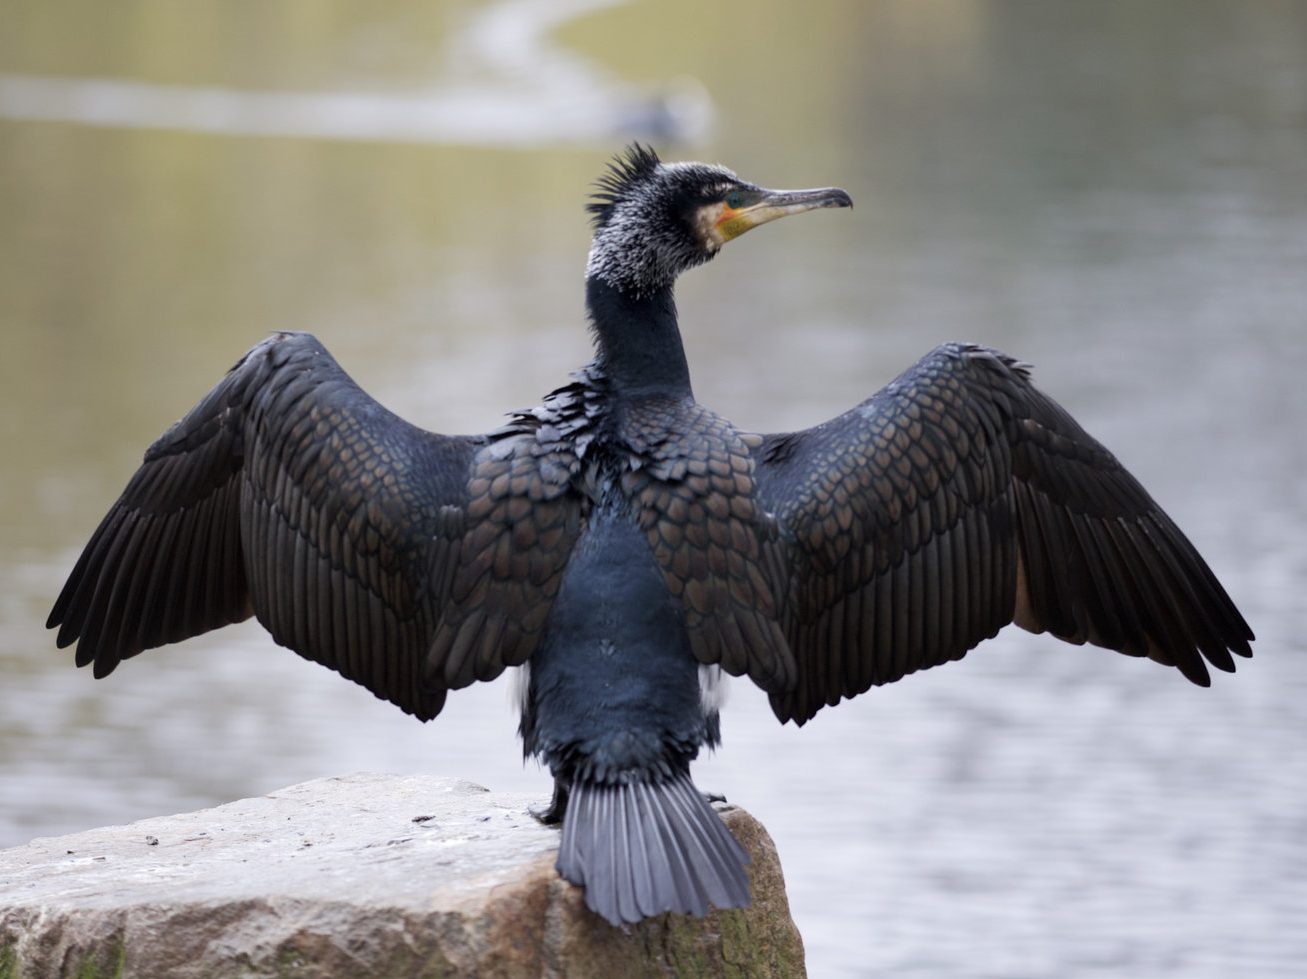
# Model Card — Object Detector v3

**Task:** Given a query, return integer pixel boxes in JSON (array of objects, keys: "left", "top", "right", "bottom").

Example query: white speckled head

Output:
[
  {"left": 585, "top": 145, "right": 744, "bottom": 299},
  {"left": 584, "top": 145, "right": 853, "bottom": 301}
]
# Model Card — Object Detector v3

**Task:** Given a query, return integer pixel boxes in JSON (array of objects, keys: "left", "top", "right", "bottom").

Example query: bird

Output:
[{"left": 49, "top": 144, "right": 1253, "bottom": 928}]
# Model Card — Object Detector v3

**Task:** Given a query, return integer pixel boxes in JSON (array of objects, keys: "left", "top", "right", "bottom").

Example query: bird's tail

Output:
[{"left": 557, "top": 770, "right": 751, "bottom": 926}]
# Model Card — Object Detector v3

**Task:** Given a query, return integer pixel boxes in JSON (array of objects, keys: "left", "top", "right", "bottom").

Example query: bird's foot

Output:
[
  {"left": 530, "top": 780, "right": 570, "bottom": 825},
  {"left": 702, "top": 790, "right": 727, "bottom": 805},
  {"left": 528, "top": 802, "right": 561, "bottom": 825}
]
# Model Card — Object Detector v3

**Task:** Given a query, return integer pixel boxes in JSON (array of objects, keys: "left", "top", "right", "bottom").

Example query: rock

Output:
[{"left": 0, "top": 774, "right": 806, "bottom": 978}]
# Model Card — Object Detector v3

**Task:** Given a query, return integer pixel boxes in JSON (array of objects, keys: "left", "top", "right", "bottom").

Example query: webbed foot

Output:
[{"left": 530, "top": 779, "right": 570, "bottom": 825}]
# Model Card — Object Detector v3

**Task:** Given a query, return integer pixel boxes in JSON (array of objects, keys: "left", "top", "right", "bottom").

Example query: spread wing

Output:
[
  {"left": 752, "top": 343, "right": 1254, "bottom": 725},
  {"left": 48, "top": 332, "right": 578, "bottom": 721}
]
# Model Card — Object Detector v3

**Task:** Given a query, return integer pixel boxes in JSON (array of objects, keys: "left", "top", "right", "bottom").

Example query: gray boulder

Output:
[{"left": 0, "top": 773, "right": 805, "bottom": 978}]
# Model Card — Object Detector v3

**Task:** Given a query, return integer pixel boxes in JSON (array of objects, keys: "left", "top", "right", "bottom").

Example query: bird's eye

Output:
[{"left": 725, "top": 191, "right": 745, "bottom": 210}]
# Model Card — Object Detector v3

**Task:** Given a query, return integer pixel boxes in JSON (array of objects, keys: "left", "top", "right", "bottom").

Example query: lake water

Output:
[{"left": 2, "top": 2, "right": 1305, "bottom": 976}]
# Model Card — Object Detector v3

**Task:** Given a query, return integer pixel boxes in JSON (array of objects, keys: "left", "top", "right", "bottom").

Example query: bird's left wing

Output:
[
  {"left": 751, "top": 343, "right": 1253, "bottom": 725},
  {"left": 47, "top": 332, "right": 561, "bottom": 721}
]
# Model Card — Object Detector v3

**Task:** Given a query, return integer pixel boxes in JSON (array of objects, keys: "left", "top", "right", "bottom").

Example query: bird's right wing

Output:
[
  {"left": 48, "top": 332, "right": 578, "bottom": 720},
  {"left": 752, "top": 343, "right": 1253, "bottom": 725}
]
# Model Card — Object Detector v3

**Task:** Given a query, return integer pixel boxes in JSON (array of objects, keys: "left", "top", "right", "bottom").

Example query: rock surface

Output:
[{"left": 0, "top": 773, "right": 805, "bottom": 978}]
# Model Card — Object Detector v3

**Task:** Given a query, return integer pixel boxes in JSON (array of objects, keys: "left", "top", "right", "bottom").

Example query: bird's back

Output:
[
  {"left": 522, "top": 491, "right": 711, "bottom": 777},
  {"left": 508, "top": 390, "right": 763, "bottom": 926}
]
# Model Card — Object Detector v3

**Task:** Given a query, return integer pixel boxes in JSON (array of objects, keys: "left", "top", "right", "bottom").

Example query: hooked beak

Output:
[{"left": 713, "top": 186, "right": 853, "bottom": 244}]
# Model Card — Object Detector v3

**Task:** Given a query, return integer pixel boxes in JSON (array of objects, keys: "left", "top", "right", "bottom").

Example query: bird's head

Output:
[{"left": 585, "top": 144, "right": 852, "bottom": 299}]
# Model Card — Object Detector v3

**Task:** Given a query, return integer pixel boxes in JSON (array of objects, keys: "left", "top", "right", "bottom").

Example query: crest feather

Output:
[{"left": 587, "top": 144, "right": 661, "bottom": 228}]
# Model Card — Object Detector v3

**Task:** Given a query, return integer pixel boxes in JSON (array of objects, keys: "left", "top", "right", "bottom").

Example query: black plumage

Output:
[{"left": 49, "top": 145, "right": 1253, "bottom": 926}]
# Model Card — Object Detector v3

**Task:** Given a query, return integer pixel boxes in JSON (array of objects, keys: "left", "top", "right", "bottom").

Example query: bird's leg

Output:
[{"left": 530, "top": 777, "right": 570, "bottom": 825}]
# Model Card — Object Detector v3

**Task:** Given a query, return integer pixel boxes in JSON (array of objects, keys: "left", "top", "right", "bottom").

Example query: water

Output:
[{"left": 2, "top": 2, "right": 1305, "bottom": 976}]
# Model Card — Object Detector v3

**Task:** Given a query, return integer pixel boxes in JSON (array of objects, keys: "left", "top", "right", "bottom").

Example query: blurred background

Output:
[{"left": 2, "top": 1, "right": 1305, "bottom": 976}]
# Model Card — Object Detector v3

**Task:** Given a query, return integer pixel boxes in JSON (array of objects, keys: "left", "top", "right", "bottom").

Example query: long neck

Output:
[{"left": 585, "top": 276, "right": 692, "bottom": 398}]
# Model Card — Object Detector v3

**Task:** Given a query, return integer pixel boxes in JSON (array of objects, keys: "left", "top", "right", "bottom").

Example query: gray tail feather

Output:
[{"left": 556, "top": 771, "right": 751, "bottom": 926}]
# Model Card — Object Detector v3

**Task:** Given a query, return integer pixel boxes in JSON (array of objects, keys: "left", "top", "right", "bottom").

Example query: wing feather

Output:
[
  {"left": 754, "top": 343, "right": 1253, "bottom": 724},
  {"left": 48, "top": 332, "right": 510, "bottom": 720}
]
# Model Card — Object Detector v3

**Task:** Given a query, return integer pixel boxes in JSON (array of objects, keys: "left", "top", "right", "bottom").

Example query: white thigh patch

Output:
[{"left": 698, "top": 664, "right": 727, "bottom": 715}]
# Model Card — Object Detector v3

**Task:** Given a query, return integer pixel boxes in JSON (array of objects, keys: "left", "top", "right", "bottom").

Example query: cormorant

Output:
[{"left": 49, "top": 145, "right": 1253, "bottom": 927}]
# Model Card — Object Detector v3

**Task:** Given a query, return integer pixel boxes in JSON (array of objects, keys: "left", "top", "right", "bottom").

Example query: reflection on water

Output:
[
  {"left": 2, "top": 2, "right": 1306, "bottom": 977},
  {"left": 0, "top": 0, "right": 710, "bottom": 145}
]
